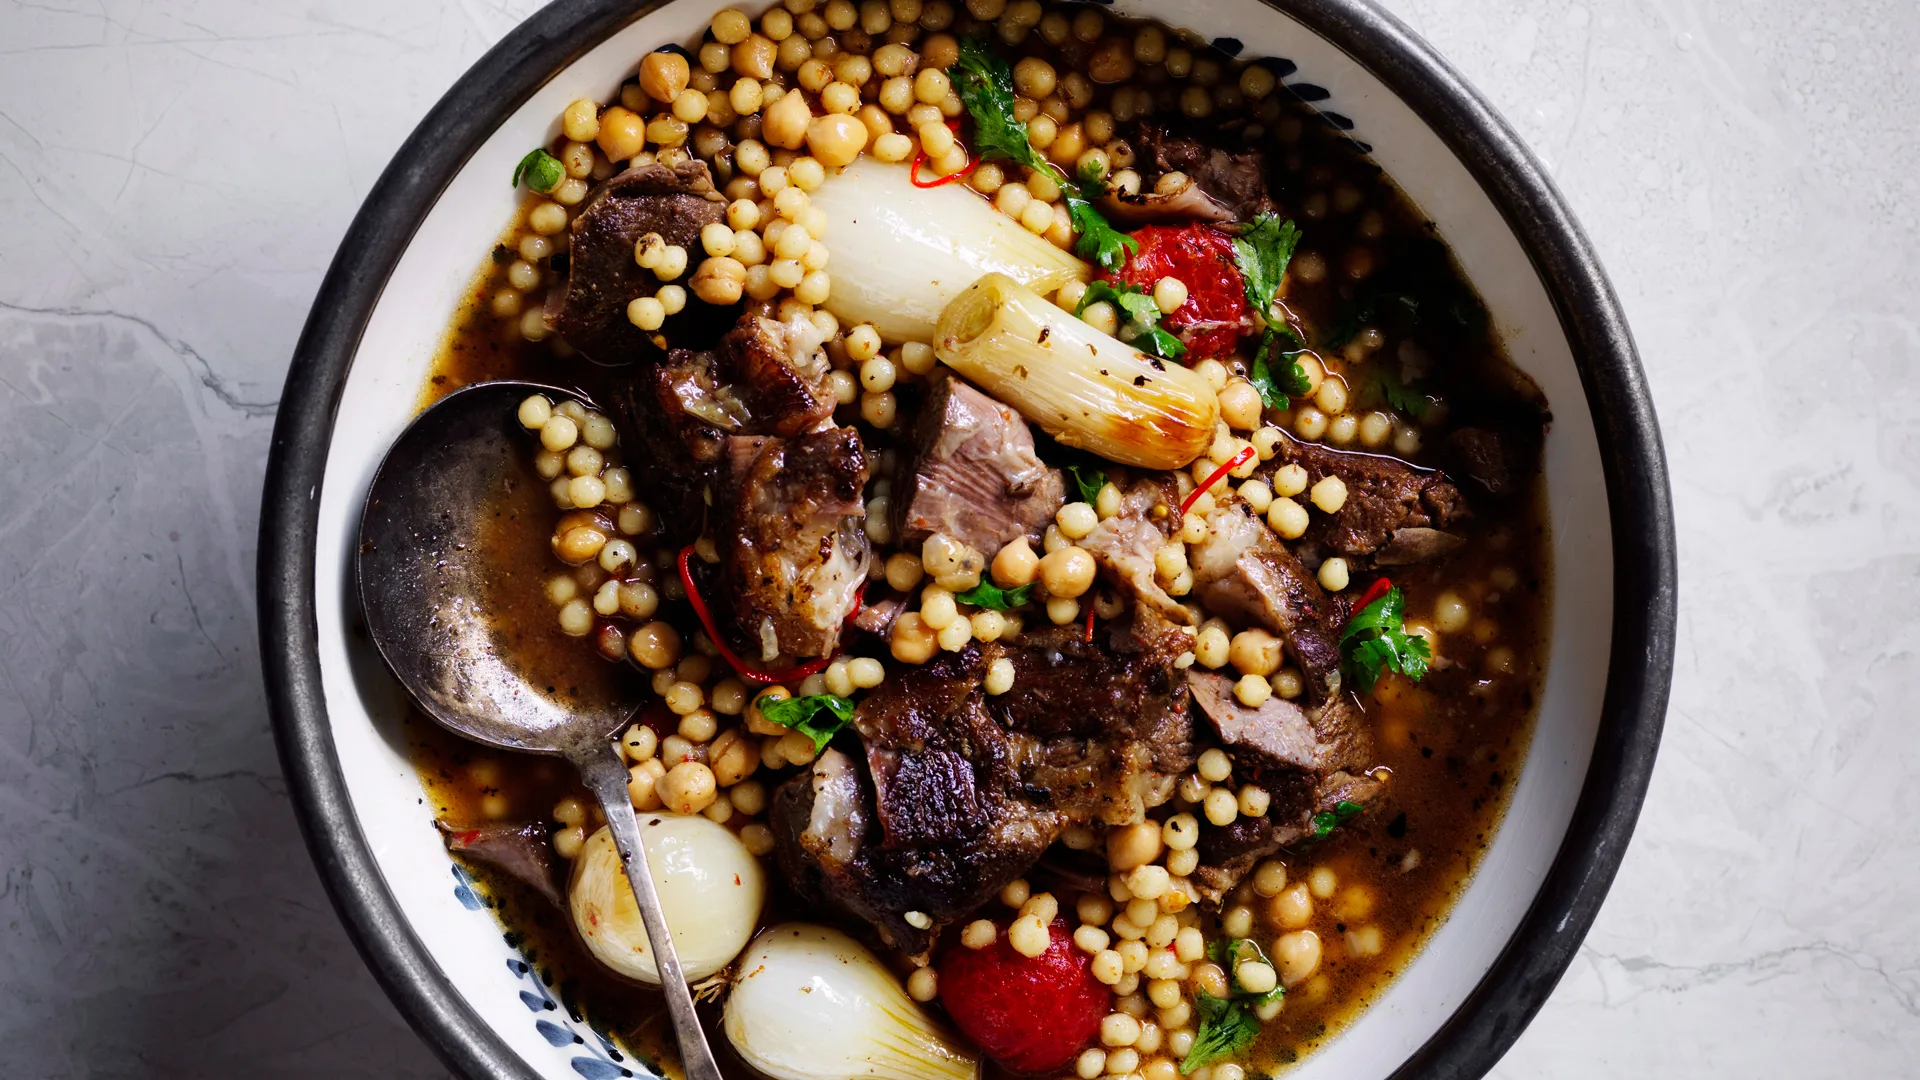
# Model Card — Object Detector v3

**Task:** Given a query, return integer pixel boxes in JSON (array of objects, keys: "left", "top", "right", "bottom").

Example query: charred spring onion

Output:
[{"left": 934, "top": 273, "right": 1219, "bottom": 470}]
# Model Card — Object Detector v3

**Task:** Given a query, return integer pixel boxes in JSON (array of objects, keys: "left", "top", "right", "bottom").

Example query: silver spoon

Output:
[{"left": 356, "top": 380, "right": 723, "bottom": 1080}]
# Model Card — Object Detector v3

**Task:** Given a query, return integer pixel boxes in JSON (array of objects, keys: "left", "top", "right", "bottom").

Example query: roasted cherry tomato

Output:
[
  {"left": 938, "top": 918, "right": 1107, "bottom": 1074},
  {"left": 1108, "top": 223, "right": 1251, "bottom": 362}
]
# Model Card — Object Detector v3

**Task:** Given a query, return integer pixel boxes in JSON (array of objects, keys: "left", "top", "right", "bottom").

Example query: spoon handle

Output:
[{"left": 573, "top": 745, "right": 726, "bottom": 1080}]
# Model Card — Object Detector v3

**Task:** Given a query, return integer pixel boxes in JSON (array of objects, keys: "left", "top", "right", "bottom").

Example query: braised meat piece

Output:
[
  {"left": 438, "top": 820, "right": 563, "bottom": 909},
  {"left": 656, "top": 314, "right": 834, "bottom": 443},
  {"left": 773, "top": 747, "right": 1044, "bottom": 961},
  {"left": 1098, "top": 178, "right": 1236, "bottom": 226},
  {"left": 1442, "top": 416, "right": 1545, "bottom": 499},
  {"left": 713, "top": 427, "right": 871, "bottom": 661},
  {"left": 892, "top": 374, "right": 1066, "bottom": 554},
  {"left": 1136, "top": 124, "right": 1276, "bottom": 222},
  {"left": 771, "top": 614, "right": 1195, "bottom": 958},
  {"left": 989, "top": 614, "right": 1196, "bottom": 824},
  {"left": 602, "top": 313, "right": 835, "bottom": 546},
  {"left": 547, "top": 161, "right": 727, "bottom": 364},
  {"left": 1188, "top": 501, "right": 1345, "bottom": 702},
  {"left": 603, "top": 365, "right": 710, "bottom": 547},
  {"left": 1263, "top": 431, "right": 1468, "bottom": 564},
  {"left": 1080, "top": 475, "right": 1191, "bottom": 625},
  {"left": 1187, "top": 672, "right": 1384, "bottom": 900},
  {"left": 849, "top": 590, "right": 907, "bottom": 638}
]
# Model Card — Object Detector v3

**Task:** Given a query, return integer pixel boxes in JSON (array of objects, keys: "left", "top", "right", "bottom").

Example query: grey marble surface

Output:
[{"left": 0, "top": 0, "right": 1914, "bottom": 1076}]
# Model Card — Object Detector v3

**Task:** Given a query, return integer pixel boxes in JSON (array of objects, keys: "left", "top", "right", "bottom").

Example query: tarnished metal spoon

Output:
[{"left": 356, "top": 380, "right": 723, "bottom": 1080}]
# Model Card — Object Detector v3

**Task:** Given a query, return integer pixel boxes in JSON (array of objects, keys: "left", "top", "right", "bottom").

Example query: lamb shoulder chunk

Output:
[
  {"left": 547, "top": 161, "right": 728, "bottom": 364},
  {"left": 656, "top": 314, "right": 834, "bottom": 443},
  {"left": 438, "top": 820, "right": 563, "bottom": 909},
  {"left": 1262, "top": 431, "right": 1467, "bottom": 563},
  {"left": 892, "top": 374, "right": 1066, "bottom": 555},
  {"left": 1186, "top": 672, "right": 1385, "bottom": 901},
  {"left": 1188, "top": 501, "right": 1346, "bottom": 702},
  {"left": 771, "top": 613, "right": 1195, "bottom": 958},
  {"left": 1136, "top": 124, "right": 1277, "bottom": 222},
  {"left": 1078, "top": 475, "right": 1192, "bottom": 625},
  {"left": 713, "top": 426, "right": 870, "bottom": 661}
]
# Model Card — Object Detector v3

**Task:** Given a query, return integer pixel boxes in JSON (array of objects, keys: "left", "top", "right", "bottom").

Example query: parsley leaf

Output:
[
  {"left": 1311, "top": 799, "right": 1367, "bottom": 839},
  {"left": 1376, "top": 366, "right": 1430, "bottom": 418},
  {"left": 1232, "top": 213, "right": 1302, "bottom": 319},
  {"left": 1078, "top": 280, "right": 1186, "bottom": 362},
  {"left": 1065, "top": 462, "right": 1108, "bottom": 505},
  {"left": 1181, "top": 992, "right": 1260, "bottom": 1074},
  {"left": 753, "top": 693, "right": 855, "bottom": 753},
  {"left": 954, "top": 580, "right": 1036, "bottom": 611},
  {"left": 952, "top": 37, "right": 1135, "bottom": 272},
  {"left": 1339, "top": 586, "right": 1432, "bottom": 694},
  {"left": 512, "top": 148, "right": 564, "bottom": 193}
]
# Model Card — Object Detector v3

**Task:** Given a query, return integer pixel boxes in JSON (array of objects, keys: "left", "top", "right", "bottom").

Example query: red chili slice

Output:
[
  {"left": 1107, "top": 223, "right": 1251, "bottom": 362},
  {"left": 1352, "top": 577, "right": 1394, "bottom": 613},
  {"left": 910, "top": 120, "right": 973, "bottom": 188},
  {"left": 1180, "top": 445, "right": 1256, "bottom": 516},
  {"left": 676, "top": 546, "right": 857, "bottom": 685}
]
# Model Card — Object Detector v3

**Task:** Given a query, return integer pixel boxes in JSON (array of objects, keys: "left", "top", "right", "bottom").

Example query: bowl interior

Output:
[{"left": 308, "top": 1, "right": 1615, "bottom": 1076}]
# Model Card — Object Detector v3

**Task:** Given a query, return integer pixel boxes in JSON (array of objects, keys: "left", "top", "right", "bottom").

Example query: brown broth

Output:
[{"left": 404, "top": 21, "right": 1551, "bottom": 1077}]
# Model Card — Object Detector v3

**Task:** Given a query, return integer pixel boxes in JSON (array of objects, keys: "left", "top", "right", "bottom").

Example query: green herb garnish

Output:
[
  {"left": 1339, "top": 586, "right": 1431, "bottom": 694},
  {"left": 1376, "top": 366, "right": 1430, "bottom": 418},
  {"left": 1065, "top": 462, "right": 1108, "bottom": 505},
  {"left": 1233, "top": 213, "right": 1301, "bottom": 315},
  {"left": 1249, "top": 327, "right": 1312, "bottom": 408},
  {"left": 1077, "top": 280, "right": 1186, "bottom": 362},
  {"left": 951, "top": 37, "right": 1136, "bottom": 272},
  {"left": 1311, "top": 799, "right": 1367, "bottom": 839},
  {"left": 1181, "top": 992, "right": 1260, "bottom": 1074},
  {"left": 754, "top": 693, "right": 855, "bottom": 753},
  {"left": 954, "top": 580, "right": 1036, "bottom": 611},
  {"left": 1232, "top": 214, "right": 1309, "bottom": 406},
  {"left": 1064, "top": 187, "right": 1138, "bottom": 272},
  {"left": 1321, "top": 236, "right": 1489, "bottom": 351},
  {"left": 1207, "top": 939, "right": 1287, "bottom": 1006},
  {"left": 512, "top": 148, "right": 564, "bottom": 193}
]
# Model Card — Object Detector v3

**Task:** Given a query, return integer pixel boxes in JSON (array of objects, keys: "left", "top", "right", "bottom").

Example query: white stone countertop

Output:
[{"left": 1, "top": 0, "right": 1914, "bottom": 1076}]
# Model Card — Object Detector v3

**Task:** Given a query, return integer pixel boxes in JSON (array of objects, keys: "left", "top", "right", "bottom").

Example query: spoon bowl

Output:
[
  {"left": 356, "top": 379, "right": 724, "bottom": 1080},
  {"left": 356, "top": 379, "right": 641, "bottom": 750}
]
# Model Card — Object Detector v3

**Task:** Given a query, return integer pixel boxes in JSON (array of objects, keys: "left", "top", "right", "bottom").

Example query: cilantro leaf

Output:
[
  {"left": 1376, "top": 367, "right": 1430, "bottom": 418},
  {"left": 1065, "top": 188, "right": 1138, "bottom": 272},
  {"left": 1078, "top": 280, "right": 1186, "bottom": 362},
  {"left": 512, "top": 148, "right": 564, "bottom": 193},
  {"left": 1311, "top": 799, "right": 1366, "bottom": 839},
  {"left": 754, "top": 693, "right": 856, "bottom": 753},
  {"left": 953, "top": 37, "right": 1135, "bottom": 272},
  {"left": 1181, "top": 992, "right": 1260, "bottom": 1074},
  {"left": 954, "top": 580, "right": 1036, "bottom": 611},
  {"left": 951, "top": 38, "right": 1049, "bottom": 174},
  {"left": 1339, "top": 586, "right": 1432, "bottom": 694},
  {"left": 1065, "top": 462, "right": 1107, "bottom": 506},
  {"left": 1232, "top": 213, "right": 1302, "bottom": 319},
  {"left": 1249, "top": 330, "right": 1312, "bottom": 409},
  {"left": 1030, "top": 430, "right": 1110, "bottom": 504}
]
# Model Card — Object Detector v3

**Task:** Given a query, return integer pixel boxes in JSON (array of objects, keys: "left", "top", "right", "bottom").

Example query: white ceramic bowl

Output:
[{"left": 260, "top": 2, "right": 1676, "bottom": 1077}]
